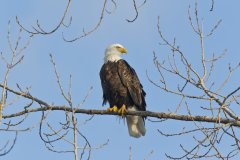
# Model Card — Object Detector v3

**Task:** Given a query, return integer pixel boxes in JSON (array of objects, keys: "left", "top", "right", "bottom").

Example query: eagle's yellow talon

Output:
[
  {"left": 107, "top": 105, "right": 118, "bottom": 112},
  {"left": 118, "top": 104, "right": 127, "bottom": 116}
]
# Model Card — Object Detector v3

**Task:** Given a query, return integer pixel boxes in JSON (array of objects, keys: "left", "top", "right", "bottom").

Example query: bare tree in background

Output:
[
  {"left": 3, "top": 1, "right": 240, "bottom": 159},
  {"left": 150, "top": 3, "right": 240, "bottom": 159}
]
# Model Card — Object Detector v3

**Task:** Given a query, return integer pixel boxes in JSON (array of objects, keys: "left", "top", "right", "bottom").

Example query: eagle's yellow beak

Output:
[{"left": 119, "top": 47, "right": 128, "bottom": 54}]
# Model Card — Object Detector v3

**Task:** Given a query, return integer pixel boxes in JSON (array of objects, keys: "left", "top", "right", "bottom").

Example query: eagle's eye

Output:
[{"left": 115, "top": 46, "right": 121, "bottom": 49}]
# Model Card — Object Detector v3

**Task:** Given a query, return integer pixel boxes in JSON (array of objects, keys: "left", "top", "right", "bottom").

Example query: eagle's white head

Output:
[{"left": 104, "top": 43, "right": 128, "bottom": 63}]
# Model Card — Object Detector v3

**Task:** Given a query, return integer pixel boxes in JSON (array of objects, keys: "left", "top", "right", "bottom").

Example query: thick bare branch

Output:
[{"left": 2, "top": 105, "right": 240, "bottom": 127}]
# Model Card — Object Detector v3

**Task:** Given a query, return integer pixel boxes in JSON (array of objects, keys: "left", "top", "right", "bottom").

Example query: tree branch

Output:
[
  {"left": 1, "top": 83, "right": 240, "bottom": 127},
  {"left": 2, "top": 106, "right": 240, "bottom": 127}
]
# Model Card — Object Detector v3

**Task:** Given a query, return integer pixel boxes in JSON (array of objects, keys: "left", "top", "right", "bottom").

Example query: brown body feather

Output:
[{"left": 100, "top": 59, "right": 146, "bottom": 111}]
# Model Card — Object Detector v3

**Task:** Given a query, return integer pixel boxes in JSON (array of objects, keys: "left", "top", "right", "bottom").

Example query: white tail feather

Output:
[{"left": 126, "top": 106, "right": 146, "bottom": 138}]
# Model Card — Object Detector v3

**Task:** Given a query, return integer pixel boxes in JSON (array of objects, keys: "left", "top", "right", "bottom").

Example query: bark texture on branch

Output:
[
  {"left": 3, "top": 106, "right": 240, "bottom": 127},
  {"left": 1, "top": 83, "right": 240, "bottom": 127}
]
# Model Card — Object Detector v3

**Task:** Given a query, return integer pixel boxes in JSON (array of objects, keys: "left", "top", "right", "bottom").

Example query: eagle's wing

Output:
[
  {"left": 117, "top": 60, "right": 146, "bottom": 111},
  {"left": 100, "top": 63, "right": 109, "bottom": 106}
]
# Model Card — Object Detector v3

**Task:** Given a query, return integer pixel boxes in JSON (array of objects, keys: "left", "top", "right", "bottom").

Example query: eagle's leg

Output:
[
  {"left": 107, "top": 105, "right": 118, "bottom": 112},
  {"left": 118, "top": 104, "right": 127, "bottom": 116}
]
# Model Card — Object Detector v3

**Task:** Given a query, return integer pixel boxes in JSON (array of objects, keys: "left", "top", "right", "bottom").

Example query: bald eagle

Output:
[{"left": 100, "top": 43, "right": 146, "bottom": 138}]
